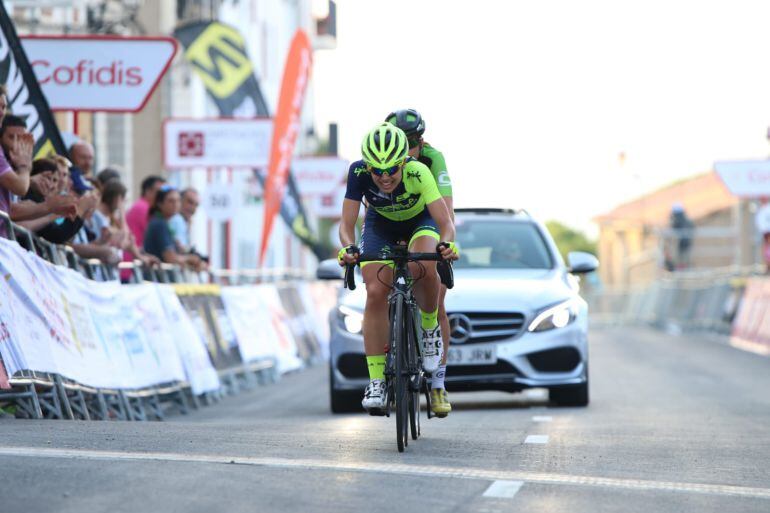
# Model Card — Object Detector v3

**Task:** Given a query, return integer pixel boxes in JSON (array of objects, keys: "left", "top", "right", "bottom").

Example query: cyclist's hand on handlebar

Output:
[
  {"left": 337, "top": 244, "right": 360, "bottom": 266},
  {"left": 437, "top": 241, "right": 459, "bottom": 261}
]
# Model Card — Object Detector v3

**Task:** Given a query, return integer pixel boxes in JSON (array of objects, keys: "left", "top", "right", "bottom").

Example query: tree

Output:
[{"left": 545, "top": 221, "right": 597, "bottom": 261}]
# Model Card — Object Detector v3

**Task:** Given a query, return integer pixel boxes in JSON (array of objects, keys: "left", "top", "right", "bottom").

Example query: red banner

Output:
[{"left": 259, "top": 30, "right": 312, "bottom": 265}]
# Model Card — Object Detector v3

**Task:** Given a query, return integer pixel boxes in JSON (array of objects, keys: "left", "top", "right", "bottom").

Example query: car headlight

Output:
[
  {"left": 528, "top": 299, "right": 579, "bottom": 332},
  {"left": 338, "top": 305, "right": 363, "bottom": 334}
]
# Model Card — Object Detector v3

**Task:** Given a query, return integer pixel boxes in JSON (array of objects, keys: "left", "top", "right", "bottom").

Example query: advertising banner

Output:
[
  {"left": 259, "top": 30, "right": 312, "bottom": 265},
  {"left": 292, "top": 157, "right": 349, "bottom": 197},
  {"left": 714, "top": 161, "right": 770, "bottom": 198},
  {"left": 156, "top": 286, "right": 220, "bottom": 394},
  {"left": 254, "top": 285, "right": 303, "bottom": 373},
  {"left": 21, "top": 35, "right": 177, "bottom": 112},
  {"left": 0, "top": 238, "right": 217, "bottom": 390},
  {"left": 219, "top": 285, "right": 279, "bottom": 363},
  {"left": 163, "top": 118, "right": 273, "bottom": 169}
]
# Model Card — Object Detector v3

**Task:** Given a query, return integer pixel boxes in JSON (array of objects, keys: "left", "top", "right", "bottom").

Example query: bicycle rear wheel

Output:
[{"left": 392, "top": 295, "right": 408, "bottom": 452}]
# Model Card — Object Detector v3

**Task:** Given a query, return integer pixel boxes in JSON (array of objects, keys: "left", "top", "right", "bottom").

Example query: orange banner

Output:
[{"left": 259, "top": 30, "right": 312, "bottom": 265}]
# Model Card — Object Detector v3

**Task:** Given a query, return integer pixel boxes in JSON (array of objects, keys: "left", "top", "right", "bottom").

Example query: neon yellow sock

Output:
[
  {"left": 366, "top": 355, "right": 386, "bottom": 380},
  {"left": 421, "top": 308, "right": 439, "bottom": 330}
]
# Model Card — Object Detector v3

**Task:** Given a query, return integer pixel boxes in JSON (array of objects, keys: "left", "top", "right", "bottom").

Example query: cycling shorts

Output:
[{"left": 360, "top": 208, "right": 439, "bottom": 268}]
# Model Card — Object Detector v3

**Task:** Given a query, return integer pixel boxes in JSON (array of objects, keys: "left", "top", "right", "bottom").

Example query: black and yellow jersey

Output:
[{"left": 344, "top": 158, "right": 442, "bottom": 222}]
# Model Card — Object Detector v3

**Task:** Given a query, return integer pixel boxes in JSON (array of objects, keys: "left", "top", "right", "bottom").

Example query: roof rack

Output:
[{"left": 454, "top": 208, "right": 531, "bottom": 217}]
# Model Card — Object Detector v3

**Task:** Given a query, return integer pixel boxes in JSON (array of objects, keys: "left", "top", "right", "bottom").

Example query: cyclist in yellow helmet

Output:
[{"left": 338, "top": 122, "right": 458, "bottom": 412}]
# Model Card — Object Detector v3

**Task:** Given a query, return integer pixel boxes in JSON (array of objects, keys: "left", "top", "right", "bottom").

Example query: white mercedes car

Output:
[{"left": 319, "top": 208, "right": 598, "bottom": 413}]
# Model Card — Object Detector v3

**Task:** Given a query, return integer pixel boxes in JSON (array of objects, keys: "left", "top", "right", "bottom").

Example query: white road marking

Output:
[
  {"left": 2, "top": 446, "right": 770, "bottom": 500},
  {"left": 483, "top": 480, "right": 524, "bottom": 498},
  {"left": 532, "top": 416, "right": 553, "bottom": 423},
  {"left": 524, "top": 435, "right": 549, "bottom": 444}
]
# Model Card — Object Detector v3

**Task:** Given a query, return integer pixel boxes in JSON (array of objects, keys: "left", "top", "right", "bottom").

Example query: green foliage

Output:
[{"left": 545, "top": 221, "right": 597, "bottom": 260}]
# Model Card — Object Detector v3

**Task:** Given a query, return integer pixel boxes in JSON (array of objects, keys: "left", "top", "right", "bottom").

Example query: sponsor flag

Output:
[
  {"left": 259, "top": 30, "right": 312, "bottom": 265},
  {"left": 0, "top": 3, "right": 67, "bottom": 157},
  {"left": 174, "top": 21, "right": 327, "bottom": 261}
]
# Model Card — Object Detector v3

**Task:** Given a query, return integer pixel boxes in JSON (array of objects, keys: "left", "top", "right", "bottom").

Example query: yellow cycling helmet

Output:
[{"left": 361, "top": 122, "right": 409, "bottom": 170}]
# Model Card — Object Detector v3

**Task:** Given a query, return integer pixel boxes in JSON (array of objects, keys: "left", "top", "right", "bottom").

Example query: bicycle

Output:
[{"left": 344, "top": 244, "right": 453, "bottom": 452}]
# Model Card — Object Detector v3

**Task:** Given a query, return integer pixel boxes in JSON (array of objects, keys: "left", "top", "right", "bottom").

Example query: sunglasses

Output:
[
  {"left": 367, "top": 162, "right": 404, "bottom": 177},
  {"left": 408, "top": 138, "right": 422, "bottom": 149}
]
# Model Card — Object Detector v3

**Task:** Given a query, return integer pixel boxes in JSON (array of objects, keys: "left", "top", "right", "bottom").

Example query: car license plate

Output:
[{"left": 447, "top": 344, "right": 497, "bottom": 365}]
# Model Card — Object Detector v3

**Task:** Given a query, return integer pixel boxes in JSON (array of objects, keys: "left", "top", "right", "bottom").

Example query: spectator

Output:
[
  {"left": 143, "top": 185, "right": 203, "bottom": 270},
  {"left": 93, "top": 179, "right": 158, "bottom": 268},
  {"left": 0, "top": 115, "right": 34, "bottom": 237},
  {"left": 126, "top": 175, "right": 165, "bottom": 249},
  {"left": 15, "top": 158, "right": 83, "bottom": 244},
  {"left": 96, "top": 167, "right": 121, "bottom": 189},
  {"left": 667, "top": 203, "right": 694, "bottom": 271},
  {"left": 52, "top": 155, "right": 71, "bottom": 194},
  {"left": 168, "top": 187, "right": 199, "bottom": 252},
  {"left": 69, "top": 141, "right": 95, "bottom": 179}
]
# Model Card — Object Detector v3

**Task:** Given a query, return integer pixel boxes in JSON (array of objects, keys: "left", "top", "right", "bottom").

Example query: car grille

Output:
[
  {"left": 527, "top": 347, "right": 581, "bottom": 372},
  {"left": 448, "top": 360, "right": 520, "bottom": 376},
  {"left": 336, "top": 353, "right": 520, "bottom": 380},
  {"left": 447, "top": 311, "right": 526, "bottom": 344}
]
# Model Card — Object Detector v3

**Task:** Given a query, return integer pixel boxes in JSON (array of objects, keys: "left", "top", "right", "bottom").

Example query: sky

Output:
[{"left": 313, "top": 0, "right": 770, "bottom": 236}]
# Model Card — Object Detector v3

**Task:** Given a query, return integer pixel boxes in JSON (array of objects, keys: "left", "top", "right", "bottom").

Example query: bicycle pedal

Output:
[
  {"left": 367, "top": 408, "right": 388, "bottom": 417},
  {"left": 435, "top": 413, "right": 448, "bottom": 419}
]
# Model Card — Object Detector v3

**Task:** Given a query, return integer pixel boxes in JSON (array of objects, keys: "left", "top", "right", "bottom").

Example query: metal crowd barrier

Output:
[
  {"left": 0, "top": 209, "right": 209, "bottom": 284},
  {"left": 585, "top": 265, "right": 764, "bottom": 335},
  {"left": 0, "top": 210, "right": 287, "bottom": 421}
]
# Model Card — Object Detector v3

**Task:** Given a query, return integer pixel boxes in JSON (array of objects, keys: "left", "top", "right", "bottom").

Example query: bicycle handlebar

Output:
[{"left": 343, "top": 250, "right": 454, "bottom": 291}]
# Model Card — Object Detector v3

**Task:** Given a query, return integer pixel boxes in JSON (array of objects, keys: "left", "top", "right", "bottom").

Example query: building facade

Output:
[{"left": 9, "top": 0, "right": 337, "bottom": 272}]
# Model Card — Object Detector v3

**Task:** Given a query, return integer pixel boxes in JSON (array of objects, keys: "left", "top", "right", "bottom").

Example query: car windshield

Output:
[{"left": 454, "top": 219, "right": 554, "bottom": 269}]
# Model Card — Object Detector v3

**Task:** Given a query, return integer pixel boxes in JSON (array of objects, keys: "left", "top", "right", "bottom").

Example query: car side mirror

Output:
[
  {"left": 567, "top": 251, "right": 598, "bottom": 274},
  {"left": 317, "top": 258, "right": 345, "bottom": 280}
]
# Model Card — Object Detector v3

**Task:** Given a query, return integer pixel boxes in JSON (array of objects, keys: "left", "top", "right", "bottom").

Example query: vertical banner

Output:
[
  {"left": 259, "top": 30, "right": 312, "bottom": 265},
  {"left": 0, "top": 3, "right": 67, "bottom": 157},
  {"left": 174, "top": 22, "right": 326, "bottom": 260}
]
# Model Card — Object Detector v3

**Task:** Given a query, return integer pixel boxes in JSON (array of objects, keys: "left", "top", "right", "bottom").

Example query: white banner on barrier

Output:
[
  {"left": 0, "top": 238, "right": 218, "bottom": 392},
  {"left": 255, "top": 286, "right": 303, "bottom": 374},
  {"left": 295, "top": 282, "right": 330, "bottom": 359},
  {"left": 220, "top": 285, "right": 278, "bottom": 363},
  {"left": 220, "top": 285, "right": 303, "bottom": 373},
  {"left": 157, "top": 286, "right": 220, "bottom": 394}
]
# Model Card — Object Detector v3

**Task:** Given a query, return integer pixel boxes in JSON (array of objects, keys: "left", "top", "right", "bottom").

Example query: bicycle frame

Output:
[{"left": 345, "top": 244, "right": 450, "bottom": 451}]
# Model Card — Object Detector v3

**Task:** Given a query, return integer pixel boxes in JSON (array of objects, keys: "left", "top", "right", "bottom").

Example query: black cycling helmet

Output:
[{"left": 384, "top": 109, "right": 425, "bottom": 140}]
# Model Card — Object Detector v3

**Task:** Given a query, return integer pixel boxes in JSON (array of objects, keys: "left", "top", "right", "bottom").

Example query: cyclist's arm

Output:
[
  {"left": 427, "top": 198, "right": 455, "bottom": 243},
  {"left": 443, "top": 196, "right": 454, "bottom": 222},
  {"left": 339, "top": 199, "right": 360, "bottom": 247}
]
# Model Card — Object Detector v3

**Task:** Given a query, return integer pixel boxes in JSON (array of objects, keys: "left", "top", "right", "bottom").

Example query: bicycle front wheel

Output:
[
  {"left": 407, "top": 304, "right": 421, "bottom": 440},
  {"left": 392, "top": 295, "right": 408, "bottom": 452}
]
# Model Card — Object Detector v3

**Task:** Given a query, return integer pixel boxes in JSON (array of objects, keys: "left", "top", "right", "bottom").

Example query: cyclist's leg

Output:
[
  {"left": 360, "top": 212, "right": 396, "bottom": 410},
  {"left": 407, "top": 215, "right": 442, "bottom": 372},
  {"left": 362, "top": 262, "right": 393, "bottom": 358},
  {"left": 431, "top": 283, "right": 452, "bottom": 416},
  {"left": 438, "top": 285, "right": 449, "bottom": 366},
  {"left": 408, "top": 233, "right": 440, "bottom": 314}
]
